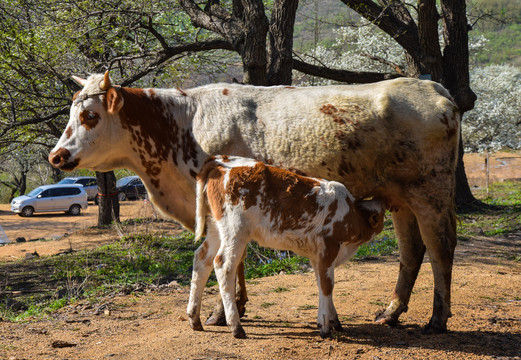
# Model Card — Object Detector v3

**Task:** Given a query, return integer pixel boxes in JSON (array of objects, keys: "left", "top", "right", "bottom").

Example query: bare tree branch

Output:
[
  {"left": 360, "top": 53, "right": 405, "bottom": 74},
  {"left": 339, "top": 0, "right": 420, "bottom": 56},
  {"left": 0, "top": 108, "right": 70, "bottom": 137},
  {"left": 292, "top": 58, "right": 403, "bottom": 84},
  {"left": 120, "top": 39, "right": 234, "bottom": 86}
]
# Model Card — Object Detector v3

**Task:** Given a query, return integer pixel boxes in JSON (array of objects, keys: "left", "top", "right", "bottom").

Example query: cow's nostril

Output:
[{"left": 50, "top": 154, "right": 62, "bottom": 166}]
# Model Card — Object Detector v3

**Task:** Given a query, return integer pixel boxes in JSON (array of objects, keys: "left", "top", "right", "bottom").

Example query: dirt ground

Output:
[
  {"left": 1, "top": 152, "right": 520, "bottom": 360},
  {"left": 0, "top": 200, "right": 167, "bottom": 261}
]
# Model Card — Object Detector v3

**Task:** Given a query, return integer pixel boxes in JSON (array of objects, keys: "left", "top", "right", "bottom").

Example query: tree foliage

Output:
[{"left": 0, "top": 0, "right": 510, "bottom": 207}]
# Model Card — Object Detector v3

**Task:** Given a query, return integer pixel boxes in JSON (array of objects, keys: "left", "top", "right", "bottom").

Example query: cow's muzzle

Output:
[{"left": 48, "top": 148, "right": 80, "bottom": 171}]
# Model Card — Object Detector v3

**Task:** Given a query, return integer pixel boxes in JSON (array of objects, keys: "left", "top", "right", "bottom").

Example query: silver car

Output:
[
  {"left": 10, "top": 184, "right": 88, "bottom": 217},
  {"left": 58, "top": 176, "right": 98, "bottom": 202}
]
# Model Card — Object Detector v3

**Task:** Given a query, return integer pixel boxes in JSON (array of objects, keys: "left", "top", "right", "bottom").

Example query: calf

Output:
[{"left": 188, "top": 156, "right": 385, "bottom": 338}]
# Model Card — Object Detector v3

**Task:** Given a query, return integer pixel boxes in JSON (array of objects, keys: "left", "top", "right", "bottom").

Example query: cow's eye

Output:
[{"left": 80, "top": 110, "right": 100, "bottom": 129}]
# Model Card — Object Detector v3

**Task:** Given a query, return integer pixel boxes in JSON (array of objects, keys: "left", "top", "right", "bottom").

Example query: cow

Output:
[
  {"left": 49, "top": 71, "right": 459, "bottom": 334},
  {"left": 189, "top": 155, "right": 386, "bottom": 338}
]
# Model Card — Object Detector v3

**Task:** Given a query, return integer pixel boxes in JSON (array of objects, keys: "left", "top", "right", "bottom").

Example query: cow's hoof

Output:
[
  {"left": 319, "top": 327, "right": 332, "bottom": 338},
  {"left": 375, "top": 311, "right": 399, "bottom": 327},
  {"left": 189, "top": 317, "right": 204, "bottom": 331},
  {"left": 332, "top": 319, "right": 344, "bottom": 332},
  {"left": 205, "top": 313, "right": 227, "bottom": 326},
  {"left": 422, "top": 320, "right": 447, "bottom": 334},
  {"left": 232, "top": 325, "right": 247, "bottom": 339},
  {"left": 237, "top": 301, "right": 247, "bottom": 318}
]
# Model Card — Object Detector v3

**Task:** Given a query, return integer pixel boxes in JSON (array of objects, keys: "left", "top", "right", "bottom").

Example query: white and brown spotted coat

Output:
[{"left": 189, "top": 155, "right": 385, "bottom": 338}]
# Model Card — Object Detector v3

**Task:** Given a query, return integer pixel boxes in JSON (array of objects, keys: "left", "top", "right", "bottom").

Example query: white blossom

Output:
[{"left": 463, "top": 64, "right": 521, "bottom": 152}]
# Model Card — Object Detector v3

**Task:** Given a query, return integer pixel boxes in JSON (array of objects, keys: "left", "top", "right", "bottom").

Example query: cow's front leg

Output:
[
  {"left": 376, "top": 207, "right": 425, "bottom": 326},
  {"left": 205, "top": 249, "right": 248, "bottom": 326},
  {"left": 187, "top": 226, "right": 220, "bottom": 331},
  {"left": 314, "top": 261, "right": 342, "bottom": 338}
]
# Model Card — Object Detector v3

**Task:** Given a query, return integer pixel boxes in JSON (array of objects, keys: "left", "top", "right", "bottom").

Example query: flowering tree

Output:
[
  {"left": 296, "top": 18, "right": 488, "bottom": 83},
  {"left": 463, "top": 65, "right": 521, "bottom": 152}
]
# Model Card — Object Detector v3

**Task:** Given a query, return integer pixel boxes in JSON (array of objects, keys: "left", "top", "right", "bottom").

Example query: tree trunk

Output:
[
  {"left": 234, "top": 0, "right": 269, "bottom": 85},
  {"left": 96, "top": 171, "right": 120, "bottom": 226},
  {"left": 439, "top": 0, "right": 478, "bottom": 208},
  {"left": 267, "top": 0, "right": 298, "bottom": 85},
  {"left": 417, "top": 0, "right": 443, "bottom": 81},
  {"left": 454, "top": 131, "right": 477, "bottom": 208}
]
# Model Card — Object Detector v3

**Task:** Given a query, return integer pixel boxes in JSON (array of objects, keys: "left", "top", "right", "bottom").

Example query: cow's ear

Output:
[{"left": 105, "top": 87, "right": 124, "bottom": 114}]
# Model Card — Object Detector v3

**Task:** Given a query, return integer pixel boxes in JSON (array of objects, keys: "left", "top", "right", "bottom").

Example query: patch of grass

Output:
[
  {"left": 244, "top": 243, "right": 310, "bottom": 279},
  {"left": 355, "top": 216, "right": 398, "bottom": 259},
  {"left": 458, "top": 181, "right": 521, "bottom": 243},
  {"left": 0, "top": 230, "right": 202, "bottom": 321},
  {"left": 369, "top": 300, "right": 386, "bottom": 307},
  {"left": 260, "top": 302, "right": 276, "bottom": 308},
  {"left": 298, "top": 304, "right": 317, "bottom": 310},
  {"left": 272, "top": 286, "right": 290, "bottom": 293}
]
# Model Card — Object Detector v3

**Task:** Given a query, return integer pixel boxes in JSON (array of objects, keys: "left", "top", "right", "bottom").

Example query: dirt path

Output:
[{"left": 0, "top": 201, "right": 162, "bottom": 261}]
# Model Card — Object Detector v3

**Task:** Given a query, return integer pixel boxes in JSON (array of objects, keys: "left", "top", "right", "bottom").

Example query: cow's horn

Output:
[
  {"left": 72, "top": 75, "right": 87, "bottom": 87},
  {"left": 99, "top": 70, "right": 111, "bottom": 91}
]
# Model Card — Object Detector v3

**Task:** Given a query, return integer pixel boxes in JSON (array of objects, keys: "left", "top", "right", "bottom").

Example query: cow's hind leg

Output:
[
  {"left": 187, "top": 225, "right": 220, "bottom": 331},
  {"left": 376, "top": 206, "right": 425, "bottom": 326},
  {"left": 205, "top": 249, "right": 248, "bottom": 326},
  {"left": 414, "top": 203, "right": 457, "bottom": 334},
  {"left": 214, "top": 238, "right": 249, "bottom": 338}
]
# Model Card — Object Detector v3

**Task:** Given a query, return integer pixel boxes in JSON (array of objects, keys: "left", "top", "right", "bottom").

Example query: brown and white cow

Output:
[
  {"left": 190, "top": 155, "right": 386, "bottom": 338},
  {"left": 49, "top": 71, "right": 459, "bottom": 334}
]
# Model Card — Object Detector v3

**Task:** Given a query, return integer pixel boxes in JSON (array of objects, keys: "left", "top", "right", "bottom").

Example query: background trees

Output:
[{"left": 1, "top": 0, "right": 520, "bottom": 208}]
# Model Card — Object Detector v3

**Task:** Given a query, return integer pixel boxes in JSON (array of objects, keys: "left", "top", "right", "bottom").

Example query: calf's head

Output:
[
  {"left": 49, "top": 71, "right": 126, "bottom": 172},
  {"left": 356, "top": 198, "right": 386, "bottom": 241}
]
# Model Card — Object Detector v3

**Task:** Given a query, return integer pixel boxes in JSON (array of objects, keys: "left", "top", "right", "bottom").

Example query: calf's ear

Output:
[
  {"left": 105, "top": 87, "right": 124, "bottom": 114},
  {"left": 357, "top": 198, "right": 384, "bottom": 228},
  {"left": 368, "top": 212, "right": 380, "bottom": 228}
]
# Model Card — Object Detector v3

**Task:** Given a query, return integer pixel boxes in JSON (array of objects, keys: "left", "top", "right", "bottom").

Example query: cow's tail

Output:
[{"left": 194, "top": 174, "right": 207, "bottom": 242}]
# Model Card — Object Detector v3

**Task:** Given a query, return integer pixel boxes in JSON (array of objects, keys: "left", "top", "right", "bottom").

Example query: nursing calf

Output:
[{"left": 188, "top": 156, "right": 385, "bottom": 338}]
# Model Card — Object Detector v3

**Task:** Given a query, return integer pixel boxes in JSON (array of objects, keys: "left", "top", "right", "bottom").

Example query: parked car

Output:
[
  {"left": 116, "top": 176, "right": 147, "bottom": 201},
  {"left": 58, "top": 176, "right": 98, "bottom": 202},
  {"left": 10, "top": 184, "right": 88, "bottom": 217}
]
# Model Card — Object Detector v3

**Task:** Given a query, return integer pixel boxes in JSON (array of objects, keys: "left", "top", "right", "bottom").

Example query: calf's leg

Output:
[
  {"left": 313, "top": 260, "right": 342, "bottom": 338},
  {"left": 376, "top": 206, "right": 425, "bottom": 326},
  {"left": 205, "top": 249, "right": 248, "bottom": 326},
  {"left": 214, "top": 239, "right": 249, "bottom": 338},
  {"left": 187, "top": 225, "right": 220, "bottom": 331}
]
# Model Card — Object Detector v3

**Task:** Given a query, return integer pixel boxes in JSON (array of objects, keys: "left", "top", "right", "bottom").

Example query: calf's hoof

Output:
[
  {"left": 232, "top": 325, "right": 247, "bottom": 339},
  {"left": 422, "top": 319, "right": 447, "bottom": 334},
  {"left": 189, "top": 317, "right": 204, "bottom": 331}
]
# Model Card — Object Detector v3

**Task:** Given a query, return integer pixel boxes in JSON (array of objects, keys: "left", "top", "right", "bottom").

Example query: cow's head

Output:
[{"left": 49, "top": 71, "right": 127, "bottom": 172}]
